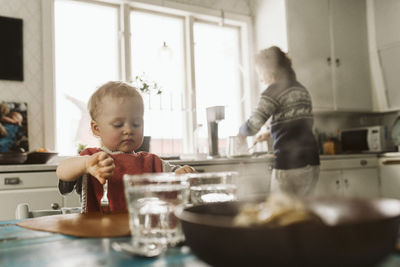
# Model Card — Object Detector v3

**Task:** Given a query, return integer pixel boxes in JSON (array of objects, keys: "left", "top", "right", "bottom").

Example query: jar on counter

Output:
[{"left": 323, "top": 138, "right": 341, "bottom": 155}]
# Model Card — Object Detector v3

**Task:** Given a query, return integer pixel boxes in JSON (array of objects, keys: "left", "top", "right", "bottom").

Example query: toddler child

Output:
[{"left": 57, "top": 81, "right": 194, "bottom": 212}]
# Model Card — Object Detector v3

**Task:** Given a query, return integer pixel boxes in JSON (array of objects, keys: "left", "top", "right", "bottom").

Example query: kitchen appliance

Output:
[
  {"left": 176, "top": 197, "right": 400, "bottom": 267},
  {"left": 206, "top": 106, "right": 224, "bottom": 157},
  {"left": 391, "top": 115, "right": 400, "bottom": 151},
  {"left": 340, "top": 125, "right": 393, "bottom": 153}
]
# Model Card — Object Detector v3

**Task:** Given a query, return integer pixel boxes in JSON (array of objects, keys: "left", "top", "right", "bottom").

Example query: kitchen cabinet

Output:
[
  {"left": 379, "top": 155, "right": 400, "bottom": 199},
  {"left": 0, "top": 166, "right": 80, "bottom": 221},
  {"left": 372, "top": 0, "right": 400, "bottom": 110},
  {"left": 313, "top": 156, "right": 380, "bottom": 198},
  {"left": 254, "top": 0, "right": 372, "bottom": 111}
]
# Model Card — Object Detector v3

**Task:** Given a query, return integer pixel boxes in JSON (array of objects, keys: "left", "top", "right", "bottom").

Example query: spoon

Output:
[{"left": 112, "top": 241, "right": 166, "bottom": 257}]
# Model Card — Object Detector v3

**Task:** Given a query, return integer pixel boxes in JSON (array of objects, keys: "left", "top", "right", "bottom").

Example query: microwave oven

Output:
[{"left": 340, "top": 125, "right": 393, "bottom": 153}]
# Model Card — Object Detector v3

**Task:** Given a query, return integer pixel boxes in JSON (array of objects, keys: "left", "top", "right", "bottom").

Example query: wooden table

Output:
[{"left": 1, "top": 219, "right": 400, "bottom": 267}]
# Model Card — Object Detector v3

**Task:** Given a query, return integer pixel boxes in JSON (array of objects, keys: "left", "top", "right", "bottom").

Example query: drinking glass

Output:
[
  {"left": 190, "top": 183, "right": 237, "bottom": 205},
  {"left": 185, "top": 172, "right": 238, "bottom": 204},
  {"left": 123, "top": 173, "right": 189, "bottom": 250}
]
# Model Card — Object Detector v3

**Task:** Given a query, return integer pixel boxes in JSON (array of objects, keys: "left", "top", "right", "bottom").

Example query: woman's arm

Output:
[{"left": 240, "top": 97, "right": 276, "bottom": 136}]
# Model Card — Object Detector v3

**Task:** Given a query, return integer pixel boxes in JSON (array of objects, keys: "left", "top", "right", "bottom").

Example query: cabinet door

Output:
[
  {"left": 331, "top": 0, "right": 372, "bottom": 111},
  {"left": 380, "top": 164, "right": 400, "bottom": 199},
  {"left": 0, "top": 188, "right": 63, "bottom": 221},
  {"left": 236, "top": 162, "right": 271, "bottom": 200},
  {"left": 342, "top": 168, "right": 380, "bottom": 198},
  {"left": 379, "top": 45, "right": 400, "bottom": 110},
  {"left": 374, "top": 0, "right": 400, "bottom": 48},
  {"left": 286, "top": 0, "right": 333, "bottom": 111},
  {"left": 313, "top": 170, "right": 342, "bottom": 197}
]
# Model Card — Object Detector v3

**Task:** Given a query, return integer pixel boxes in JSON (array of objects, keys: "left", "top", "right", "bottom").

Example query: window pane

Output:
[
  {"left": 193, "top": 22, "right": 242, "bottom": 155},
  {"left": 54, "top": 0, "right": 119, "bottom": 155},
  {"left": 130, "top": 10, "right": 185, "bottom": 155}
]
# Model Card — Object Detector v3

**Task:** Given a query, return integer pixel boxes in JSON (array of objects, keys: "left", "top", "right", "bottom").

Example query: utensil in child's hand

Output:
[{"left": 100, "top": 180, "right": 110, "bottom": 214}]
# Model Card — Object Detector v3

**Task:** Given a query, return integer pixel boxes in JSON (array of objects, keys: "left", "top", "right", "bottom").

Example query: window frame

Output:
[{"left": 42, "top": 0, "right": 255, "bottom": 155}]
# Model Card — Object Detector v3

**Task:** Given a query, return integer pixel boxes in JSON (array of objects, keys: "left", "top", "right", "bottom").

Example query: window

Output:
[
  {"left": 52, "top": 0, "right": 250, "bottom": 156},
  {"left": 130, "top": 10, "right": 185, "bottom": 155},
  {"left": 54, "top": 0, "right": 119, "bottom": 155},
  {"left": 193, "top": 21, "right": 243, "bottom": 154}
]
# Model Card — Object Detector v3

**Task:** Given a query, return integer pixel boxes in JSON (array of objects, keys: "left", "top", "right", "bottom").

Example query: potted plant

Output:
[{"left": 130, "top": 73, "right": 163, "bottom": 152}]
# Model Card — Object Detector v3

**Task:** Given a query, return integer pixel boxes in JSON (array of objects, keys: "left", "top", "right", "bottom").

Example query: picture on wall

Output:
[{"left": 0, "top": 101, "right": 28, "bottom": 152}]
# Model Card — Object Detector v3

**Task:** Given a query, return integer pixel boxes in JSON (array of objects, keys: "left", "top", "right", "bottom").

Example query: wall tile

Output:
[{"left": 0, "top": 0, "right": 43, "bottom": 150}]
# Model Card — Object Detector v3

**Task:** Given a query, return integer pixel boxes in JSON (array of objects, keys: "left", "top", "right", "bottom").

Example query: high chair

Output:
[{"left": 15, "top": 203, "right": 62, "bottom": 219}]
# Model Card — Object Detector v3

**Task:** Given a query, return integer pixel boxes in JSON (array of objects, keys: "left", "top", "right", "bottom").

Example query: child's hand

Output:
[
  {"left": 85, "top": 152, "right": 115, "bottom": 184},
  {"left": 175, "top": 165, "right": 196, "bottom": 174}
]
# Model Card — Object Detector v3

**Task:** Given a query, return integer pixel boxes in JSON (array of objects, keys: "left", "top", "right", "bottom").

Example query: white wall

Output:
[{"left": 0, "top": 0, "right": 44, "bottom": 150}]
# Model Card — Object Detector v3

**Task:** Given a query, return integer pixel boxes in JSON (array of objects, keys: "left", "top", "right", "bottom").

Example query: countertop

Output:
[
  {"left": 169, "top": 153, "right": 379, "bottom": 166},
  {"left": 0, "top": 219, "right": 400, "bottom": 267},
  {"left": 0, "top": 153, "right": 384, "bottom": 173}
]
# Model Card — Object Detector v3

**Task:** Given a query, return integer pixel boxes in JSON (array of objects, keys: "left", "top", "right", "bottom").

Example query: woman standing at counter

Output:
[{"left": 238, "top": 46, "right": 320, "bottom": 196}]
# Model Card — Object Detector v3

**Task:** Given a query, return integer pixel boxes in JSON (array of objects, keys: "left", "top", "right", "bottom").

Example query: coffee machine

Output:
[{"left": 206, "top": 106, "right": 225, "bottom": 157}]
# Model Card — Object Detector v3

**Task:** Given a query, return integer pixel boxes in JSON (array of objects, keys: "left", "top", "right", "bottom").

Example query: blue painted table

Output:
[
  {"left": 1, "top": 219, "right": 400, "bottom": 267},
  {"left": 0, "top": 220, "right": 208, "bottom": 267}
]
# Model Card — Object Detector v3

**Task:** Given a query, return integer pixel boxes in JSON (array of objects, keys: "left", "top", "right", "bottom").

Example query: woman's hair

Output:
[
  {"left": 255, "top": 46, "right": 296, "bottom": 82},
  {"left": 88, "top": 81, "right": 143, "bottom": 120}
]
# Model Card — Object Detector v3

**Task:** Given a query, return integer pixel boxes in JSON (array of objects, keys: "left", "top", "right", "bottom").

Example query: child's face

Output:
[{"left": 91, "top": 96, "right": 144, "bottom": 153}]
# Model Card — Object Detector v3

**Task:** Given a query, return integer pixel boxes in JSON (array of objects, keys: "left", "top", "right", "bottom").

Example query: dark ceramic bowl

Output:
[
  {"left": 0, "top": 152, "right": 27, "bottom": 164},
  {"left": 176, "top": 197, "right": 400, "bottom": 267},
  {"left": 25, "top": 151, "right": 58, "bottom": 164}
]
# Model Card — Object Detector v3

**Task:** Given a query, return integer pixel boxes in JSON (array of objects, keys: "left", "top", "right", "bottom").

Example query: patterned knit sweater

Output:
[{"left": 240, "top": 79, "right": 320, "bottom": 170}]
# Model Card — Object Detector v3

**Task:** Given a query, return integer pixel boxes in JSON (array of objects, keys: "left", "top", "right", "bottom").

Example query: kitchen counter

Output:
[
  {"left": 0, "top": 164, "right": 57, "bottom": 173},
  {"left": 0, "top": 153, "right": 381, "bottom": 173},
  {"left": 0, "top": 219, "right": 399, "bottom": 267},
  {"left": 169, "top": 153, "right": 379, "bottom": 168}
]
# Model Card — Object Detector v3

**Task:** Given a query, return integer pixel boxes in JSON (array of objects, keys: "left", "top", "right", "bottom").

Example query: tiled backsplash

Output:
[
  {"left": 314, "top": 111, "right": 400, "bottom": 139},
  {"left": 0, "top": 0, "right": 43, "bottom": 150}
]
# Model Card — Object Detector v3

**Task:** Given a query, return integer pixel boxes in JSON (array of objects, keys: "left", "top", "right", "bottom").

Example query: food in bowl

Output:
[{"left": 234, "top": 193, "right": 322, "bottom": 227}]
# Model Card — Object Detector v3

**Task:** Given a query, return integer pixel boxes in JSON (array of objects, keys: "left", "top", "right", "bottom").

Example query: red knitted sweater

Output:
[{"left": 80, "top": 148, "right": 163, "bottom": 212}]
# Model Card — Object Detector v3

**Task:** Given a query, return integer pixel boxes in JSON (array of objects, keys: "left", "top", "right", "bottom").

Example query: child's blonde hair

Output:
[{"left": 88, "top": 81, "right": 143, "bottom": 120}]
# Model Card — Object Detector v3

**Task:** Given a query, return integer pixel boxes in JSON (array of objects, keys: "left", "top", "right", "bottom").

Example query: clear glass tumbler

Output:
[
  {"left": 190, "top": 183, "right": 237, "bottom": 205},
  {"left": 123, "top": 173, "right": 189, "bottom": 250}
]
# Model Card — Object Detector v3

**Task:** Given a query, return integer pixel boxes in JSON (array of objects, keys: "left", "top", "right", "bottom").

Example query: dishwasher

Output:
[{"left": 380, "top": 153, "right": 400, "bottom": 199}]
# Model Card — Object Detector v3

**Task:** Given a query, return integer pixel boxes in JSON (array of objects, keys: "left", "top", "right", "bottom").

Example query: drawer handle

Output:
[
  {"left": 4, "top": 177, "right": 21, "bottom": 185},
  {"left": 360, "top": 160, "right": 368, "bottom": 166},
  {"left": 51, "top": 203, "right": 60, "bottom": 210}
]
